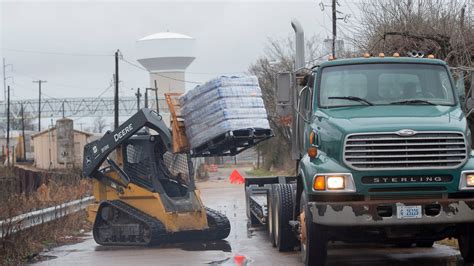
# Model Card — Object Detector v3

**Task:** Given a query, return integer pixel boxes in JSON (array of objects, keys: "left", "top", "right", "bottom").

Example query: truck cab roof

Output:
[{"left": 316, "top": 57, "right": 447, "bottom": 69}]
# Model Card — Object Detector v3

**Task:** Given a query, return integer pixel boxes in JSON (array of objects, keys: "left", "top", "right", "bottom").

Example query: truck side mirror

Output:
[{"left": 276, "top": 72, "right": 293, "bottom": 117}]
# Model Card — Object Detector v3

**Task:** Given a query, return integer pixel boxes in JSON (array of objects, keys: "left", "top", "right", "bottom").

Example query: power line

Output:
[
  {"left": 12, "top": 68, "right": 115, "bottom": 92},
  {"left": 2, "top": 48, "right": 113, "bottom": 57}
]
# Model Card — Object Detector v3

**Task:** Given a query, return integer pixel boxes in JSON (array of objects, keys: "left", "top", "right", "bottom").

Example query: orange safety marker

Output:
[
  {"left": 233, "top": 254, "right": 246, "bottom": 265},
  {"left": 229, "top": 169, "right": 245, "bottom": 184}
]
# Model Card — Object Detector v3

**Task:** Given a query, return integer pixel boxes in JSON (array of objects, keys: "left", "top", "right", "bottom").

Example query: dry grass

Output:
[
  {"left": 0, "top": 211, "right": 92, "bottom": 264},
  {"left": 0, "top": 171, "right": 92, "bottom": 264},
  {"left": 0, "top": 175, "right": 91, "bottom": 220}
]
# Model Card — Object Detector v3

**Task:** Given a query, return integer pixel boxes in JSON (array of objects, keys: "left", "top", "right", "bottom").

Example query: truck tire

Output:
[
  {"left": 416, "top": 241, "right": 434, "bottom": 248},
  {"left": 300, "top": 191, "right": 327, "bottom": 266},
  {"left": 459, "top": 224, "right": 474, "bottom": 263},
  {"left": 268, "top": 185, "right": 276, "bottom": 247},
  {"left": 273, "top": 184, "right": 298, "bottom": 251}
]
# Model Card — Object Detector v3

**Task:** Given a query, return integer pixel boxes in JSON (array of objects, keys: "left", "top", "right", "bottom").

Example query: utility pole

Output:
[
  {"left": 3, "top": 58, "right": 7, "bottom": 103},
  {"left": 145, "top": 87, "right": 158, "bottom": 110},
  {"left": 33, "top": 80, "right": 47, "bottom": 131},
  {"left": 154, "top": 80, "right": 159, "bottom": 113},
  {"left": 144, "top": 88, "right": 148, "bottom": 108},
  {"left": 114, "top": 50, "right": 120, "bottom": 129},
  {"left": 332, "top": 0, "right": 337, "bottom": 58},
  {"left": 61, "top": 102, "right": 65, "bottom": 118},
  {"left": 6, "top": 85, "right": 10, "bottom": 166},
  {"left": 135, "top": 88, "right": 142, "bottom": 111},
  {"left": 21, "top": 102, "right": 26, "bottom": 161}
]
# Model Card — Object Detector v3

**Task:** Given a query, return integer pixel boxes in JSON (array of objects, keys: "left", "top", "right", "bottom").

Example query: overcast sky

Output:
[{"left": 0, "top": 0, "right": 360, "bottom": 102}]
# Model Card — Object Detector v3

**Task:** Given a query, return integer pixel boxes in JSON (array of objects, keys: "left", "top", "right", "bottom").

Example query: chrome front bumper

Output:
[{"left": 309, "top": 198, "right": 474, "bottom": 226}]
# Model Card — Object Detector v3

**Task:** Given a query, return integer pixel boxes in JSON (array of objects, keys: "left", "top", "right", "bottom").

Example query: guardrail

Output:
[{"left": 0, "top": 196, "right": 94, "bottom": 238}]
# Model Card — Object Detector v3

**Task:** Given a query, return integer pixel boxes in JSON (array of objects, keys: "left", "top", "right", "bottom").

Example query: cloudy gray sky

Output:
[{"left": 0, "top": 0, "right": 360, "bottom": 102}]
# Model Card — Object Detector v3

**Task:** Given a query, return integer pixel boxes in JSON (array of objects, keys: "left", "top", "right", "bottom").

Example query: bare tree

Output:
[
  {"left": 354, "top": 0, "right": 473, "bottom": 68},
  {"left": 249, "top": 36, "right": 323, "bottom": 171},
  {"left": 92, "top": 116, "right": 108, "bottom": 133}
]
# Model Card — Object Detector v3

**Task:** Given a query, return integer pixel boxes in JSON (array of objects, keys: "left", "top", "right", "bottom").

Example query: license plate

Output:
[{"left": 397, "top": 205, "right": 422, "bottom": 219}]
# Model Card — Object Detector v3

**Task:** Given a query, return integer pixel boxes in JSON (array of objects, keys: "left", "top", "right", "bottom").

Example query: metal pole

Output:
[
  {"left": 135, "top": 88, "right": 141, "bottom": 111},
  {"left": 114, "top": 50, "right": 120, "bottom": 129},
  {"left": 3, "top": 58, "right": 6, "bottom": 103},
  {"left": 6, "top": 85, "right": 10, "bottom": 166},
  {"left": 33, "top": 80, "right": 47, "bottom": 131},
  {"left": 332, "top": 0, "right": 337, "bottom": 58},
  {"left": 21, "top": 102, "right": 26, "bottom": 161},
  {"left": 291, "top": 19, "right": 305, "bottom": 70},
  {"left": 144, "top": 90, "right": 148, "bottom": 108},
  {"left": 154, "top": 80, "right": 159, "bottom": 113},
  {"left": 39, "top": 81, "right": 41, "bottom": 131}
]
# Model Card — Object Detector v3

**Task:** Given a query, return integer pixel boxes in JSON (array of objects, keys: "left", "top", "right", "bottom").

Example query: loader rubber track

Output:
[{"left": 93, "top": 200, "right": 230, "bottom": 246}]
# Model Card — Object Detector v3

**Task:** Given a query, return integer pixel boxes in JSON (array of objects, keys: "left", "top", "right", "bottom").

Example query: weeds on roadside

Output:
[{"left": 0, "top": 170, "right": 92, "bottom": 264}]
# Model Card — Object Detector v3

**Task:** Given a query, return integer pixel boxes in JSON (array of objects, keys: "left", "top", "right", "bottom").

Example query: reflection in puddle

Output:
[
  {"left": 206, "top": 257, "right": 230, "bottom": 265},
  {"left": 94, "top": 240, "right": 232, "bottom": 253},
  {"left": 170, "top": 240, "right": 232, "bottom": 252},
  {"left": 26, "top": 254, "right": 58, "bottom": 263}
]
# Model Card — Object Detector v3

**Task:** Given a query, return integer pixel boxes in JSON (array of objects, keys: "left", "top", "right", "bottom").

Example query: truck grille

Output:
[{"left": 344, "top": 132, "right": 468, "bottom": 170}]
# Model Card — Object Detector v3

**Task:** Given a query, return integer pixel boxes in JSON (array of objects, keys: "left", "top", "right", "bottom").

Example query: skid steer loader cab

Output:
[
  {"left": 123, "top": 134, "right": 193, "bottom": 198},
  {"left": 83, "top": 109, "right": 230, "bottom": 246}
]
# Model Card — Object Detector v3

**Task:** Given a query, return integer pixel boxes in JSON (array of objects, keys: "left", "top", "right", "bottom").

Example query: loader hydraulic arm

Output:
[{"left": 82, "top": 108, "right": 172, "bottom": 178}]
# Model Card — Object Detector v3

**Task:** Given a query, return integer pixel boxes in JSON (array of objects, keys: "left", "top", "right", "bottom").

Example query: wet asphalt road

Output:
[{"left": 36, "top": 179, "right": 466, "bottom": 266}]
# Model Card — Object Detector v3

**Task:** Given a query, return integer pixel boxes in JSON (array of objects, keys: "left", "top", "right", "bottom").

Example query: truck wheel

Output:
[
  {"left": 268, "top": 185, "right": 276, "bottom": 247},
  {"left": 300, "top": 191, "right": 327, "bottom": 266},
  {"left": 459, "top": 224, "right": 474, "bottom": 263},
  {"left": 274, "top": 184, "right": 298, "bottom": 251},
  {"left": 416, "top": 241, "right": 434, "bottom": 248}
]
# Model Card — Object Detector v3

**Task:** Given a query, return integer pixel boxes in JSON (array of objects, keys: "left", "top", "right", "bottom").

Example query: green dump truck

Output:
[{"left": 245, "top": 21, "right": 474, "bottom": 265}]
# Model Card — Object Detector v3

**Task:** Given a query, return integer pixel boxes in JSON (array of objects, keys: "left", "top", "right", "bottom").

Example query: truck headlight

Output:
[
  {"left": 327, "top": 176, "right": 345, "bottom": 190},
  {"left": 312, "top": 173, "right": 356, "bottom": 193},
  {"left": 467, "top": 174, "right": 474, "bottom": 187},
  {"left": 459, "top": 171, "right": 474, "bottom": 190}
]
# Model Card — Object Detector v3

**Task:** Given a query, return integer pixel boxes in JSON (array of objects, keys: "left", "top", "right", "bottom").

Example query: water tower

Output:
[{"left": 136, "top": 32, "right": 196, "bottom": 98}]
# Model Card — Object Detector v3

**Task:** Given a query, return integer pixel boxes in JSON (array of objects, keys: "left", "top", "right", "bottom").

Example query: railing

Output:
[{"left": 0, "top": 196, "right": 94, "bottom": 237}]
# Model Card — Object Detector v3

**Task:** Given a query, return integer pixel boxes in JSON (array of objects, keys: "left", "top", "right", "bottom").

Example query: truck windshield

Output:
[{"left": 319, "top": 63, "right": 455, "bottom": 108}]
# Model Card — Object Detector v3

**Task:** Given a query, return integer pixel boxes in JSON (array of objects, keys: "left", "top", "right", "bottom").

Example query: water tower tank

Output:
[{"left": 136, "top": 32, "right": 196, "bottom": 96}]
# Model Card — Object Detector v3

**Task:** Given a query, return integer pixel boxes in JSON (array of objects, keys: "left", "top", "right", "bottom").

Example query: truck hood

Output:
[
  {"left": 314, "top": 105, "right": 469, "bottom": 160},
  {"left": 316, "top": 105, "right": 467, "bottom": 134}
]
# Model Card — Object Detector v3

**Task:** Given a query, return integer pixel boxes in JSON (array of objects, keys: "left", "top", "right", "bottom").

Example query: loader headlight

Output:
[
  {"left": 327, "top": 176, "right": 345, "bottom": 190},
  {"left": 312, "top": 173, "right": 356, "bottom": 193}
]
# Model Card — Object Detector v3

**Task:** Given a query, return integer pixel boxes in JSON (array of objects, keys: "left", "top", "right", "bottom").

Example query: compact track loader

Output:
[{"left": 82, "top": 108, "right": 230, "bottom": 246}]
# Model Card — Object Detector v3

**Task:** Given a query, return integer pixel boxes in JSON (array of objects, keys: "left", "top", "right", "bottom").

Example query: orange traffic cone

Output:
[{"left": 229, "top": 169, "right": 245, "bottom": 184}]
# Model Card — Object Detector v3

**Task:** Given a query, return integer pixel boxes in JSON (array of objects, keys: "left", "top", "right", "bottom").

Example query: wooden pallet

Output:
[
  {"left": 165, "top": 93, "right": 190, "bottom": 153},
  {"left": 191, "top": 128, "right": 274, "bottom": 157}
]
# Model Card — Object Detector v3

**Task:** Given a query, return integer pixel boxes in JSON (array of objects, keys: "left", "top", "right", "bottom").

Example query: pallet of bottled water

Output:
[{"left": 179, "top": 75, "right": 273, "bottom": 157}]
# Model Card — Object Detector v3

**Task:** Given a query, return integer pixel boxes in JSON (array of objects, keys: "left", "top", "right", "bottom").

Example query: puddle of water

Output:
[
  {"left": 26, "top": 254, "right": 58, "bottom": 263},
  {"left": 170, "top": 240, "right": 232, "bottom": 252},
  {"left": 206, "top": 257, "right": 230, "bottom": 265},
  {"left": 94, "top": 240, "right": 232, "bottom": 253}
]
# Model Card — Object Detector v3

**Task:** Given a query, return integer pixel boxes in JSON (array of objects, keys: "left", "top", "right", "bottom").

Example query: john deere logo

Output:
[{"left": 396, "top": 129, "right": 417, "bottom": 137}]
